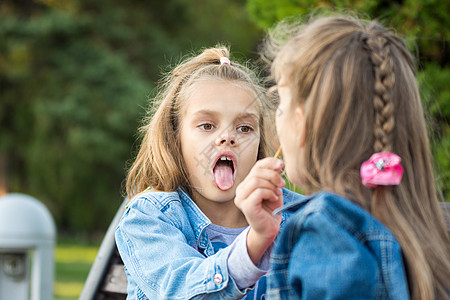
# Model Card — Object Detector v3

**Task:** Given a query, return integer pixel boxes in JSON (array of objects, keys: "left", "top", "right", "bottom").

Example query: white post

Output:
[
  {"left": 0, "top": 193, "right": 56, "bottom": 300},
  {"left": 0, "top": 250, "right": 30, "bottom": 299}
]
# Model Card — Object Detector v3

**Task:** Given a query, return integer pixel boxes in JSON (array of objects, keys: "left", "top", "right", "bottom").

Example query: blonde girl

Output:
[
  {"left": 261, "top": 15, "right": 450, "bottom": 299},
  {"left": 116, "top": 46, "right": 301, "bottom": 299}
]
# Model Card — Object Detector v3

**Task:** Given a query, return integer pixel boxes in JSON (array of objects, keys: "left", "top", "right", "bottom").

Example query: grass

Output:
[{"left": 54, "top": 242, "right": 99, "bottom": 300}]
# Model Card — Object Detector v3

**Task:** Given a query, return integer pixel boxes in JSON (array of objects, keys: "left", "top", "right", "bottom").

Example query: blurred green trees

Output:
[
  {"left": 247, "top": 0, "right": 450, "bottom": 202},
  {"left": 1, "top": 0, "right": 448, "bottom": 237},
  {"left": 0, "top": 0, "right": 262, "bottom": 234}
]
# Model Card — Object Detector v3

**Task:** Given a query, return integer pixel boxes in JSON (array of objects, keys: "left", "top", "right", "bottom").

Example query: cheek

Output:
[
  {"left": 236, "top": 137, "right": 259, "bottom": 177},
  {"left": 241, "top": 136, "right": 259, "bottom": 159},
  {"left": 275, "top": 108, "right": 305, "bottom": 186},
  {"left": 275, "top": 107, "right": 282, "bottom": 132},
  {"left": 275, "top": 106, "right": 292, "bottom": 149}
]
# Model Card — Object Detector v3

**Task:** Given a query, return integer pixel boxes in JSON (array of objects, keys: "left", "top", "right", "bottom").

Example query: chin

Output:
[
  {"left": 286, "top": 168, "right": 303, "bottom": 187},
  {"left": 213, "top": 187, "right": 236, "bottom": 201}
]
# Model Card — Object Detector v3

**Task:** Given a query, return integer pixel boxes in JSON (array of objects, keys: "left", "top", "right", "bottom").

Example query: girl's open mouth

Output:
[{"left": 212, "top": 151, "right": 236, "bottom": 191}]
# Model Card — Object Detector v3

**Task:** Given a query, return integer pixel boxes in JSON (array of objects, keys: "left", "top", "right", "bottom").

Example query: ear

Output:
[{"left": 295, "top": 105, "right": 306, "bottom": 148}]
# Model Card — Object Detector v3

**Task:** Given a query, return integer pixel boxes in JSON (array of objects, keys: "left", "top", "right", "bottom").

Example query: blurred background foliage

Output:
[
  {"left": 247, "top": 0, "right": 450, "bottom": 203},
  {"left": 0, "top": 0, "right": 262, "bottom": 236},
  {"left": 1, "top": 0, "right": 448, "bottom": 238}
]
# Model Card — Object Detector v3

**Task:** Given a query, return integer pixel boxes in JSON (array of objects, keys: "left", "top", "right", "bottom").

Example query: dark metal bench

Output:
[
  {"left": 79, "top": 199, "right": 128, "bottom": 299},
  {"left": 79, "top": 201, "right": 450, "bottom": 300}
]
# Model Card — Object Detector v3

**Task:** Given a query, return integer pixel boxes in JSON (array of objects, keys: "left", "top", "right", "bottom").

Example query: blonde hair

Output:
[
  {"left": 126, "top": 46, "right": 276, "bottom": 199},
  {"left": 264, "top": 15, "right": 450, "bottom": 299}
]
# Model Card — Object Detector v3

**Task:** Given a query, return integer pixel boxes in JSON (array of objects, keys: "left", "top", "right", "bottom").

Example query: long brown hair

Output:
[
  {"left": 264, "top": 15, "right": 450, "bottom": 299},
  {"left": 126, "top": 46, "right": 276, "bottom": 199}
]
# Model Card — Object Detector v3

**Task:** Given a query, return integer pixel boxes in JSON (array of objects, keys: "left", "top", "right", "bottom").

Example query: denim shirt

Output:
[
  {"left": 115, "top": 187, "right": 302, "bottom": 299},
  {"left": 267, "top": 191, "right": 410, "bottom": 300}
]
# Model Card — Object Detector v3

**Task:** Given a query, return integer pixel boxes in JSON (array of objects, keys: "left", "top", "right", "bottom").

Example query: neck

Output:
[{"left": 191, "top": 191, "right": 248, "bottom": 228}]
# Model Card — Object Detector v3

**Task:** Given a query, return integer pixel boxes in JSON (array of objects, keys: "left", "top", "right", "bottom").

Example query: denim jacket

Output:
[
  {"left": 115, "top": 187, "right": 302, "bottom": 299},
  {"left": 267, "top": 191, "right": 410, "bottom": 300}
]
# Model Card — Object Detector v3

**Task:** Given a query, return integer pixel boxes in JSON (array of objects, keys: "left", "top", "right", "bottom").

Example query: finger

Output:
[
  {"left": 262, "top": 195, "right": 283, "bottom": 212},
  {"left": 251, "top": 157, "right": 284, "bottom": 173},
  {"left": 235, "top": 182, "right": 282, "bottom": 209},
  {"left": 240, "top": 173, "right": 284, "bottom": 195},
  {"left": 241, "top": 188, "right": 281, "bottom": 211},
  {"left": 246, "top": 190, "right": 283, "bottom": 227},
  {"left": 246, "top": 168, "right": 285, "bottom": 188}
]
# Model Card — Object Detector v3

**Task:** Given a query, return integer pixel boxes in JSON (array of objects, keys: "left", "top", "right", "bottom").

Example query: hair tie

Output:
[
  {"left": 220, "top": 57, "right": 231, "bottom": 65},
  {"left": 360, "top": 152, "right": 403, "bottom": 188}
]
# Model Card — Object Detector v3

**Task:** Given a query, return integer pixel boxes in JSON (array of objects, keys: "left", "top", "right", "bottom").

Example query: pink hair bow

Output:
[{"left": 360, "top": 152, "right": 403, "bottom": 188}]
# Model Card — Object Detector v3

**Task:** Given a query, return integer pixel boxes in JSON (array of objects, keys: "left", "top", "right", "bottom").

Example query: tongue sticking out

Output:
[{"left": 213, "top": 163, "right": 234, "bottom": 190}]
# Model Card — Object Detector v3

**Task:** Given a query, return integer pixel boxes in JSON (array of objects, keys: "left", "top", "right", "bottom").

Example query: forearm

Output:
[
  {"left": 228, "top": 227, "right": 272, "bottom": 289},
  {"left": 246, "top": 227, "right": 276, "bottom": 265}
]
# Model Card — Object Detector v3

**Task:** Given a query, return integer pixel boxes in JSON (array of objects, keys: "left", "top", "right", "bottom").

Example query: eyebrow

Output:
[
  {"left": 235, "top": 112, "right": 260, "bottom": 124},
  {"left": 191, "top": 110, "right": 260, "bottom": 123},
  {"left": 190, "top": 109, "right": 218, "bottom": 118}
]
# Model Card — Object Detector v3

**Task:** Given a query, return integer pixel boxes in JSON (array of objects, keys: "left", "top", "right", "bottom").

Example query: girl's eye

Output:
[
  {"left": 237, "top": 125, "right": 253, "bottom": 133},
  {"left": 199, "top": 123, "right": 214, "bottom": 131}
]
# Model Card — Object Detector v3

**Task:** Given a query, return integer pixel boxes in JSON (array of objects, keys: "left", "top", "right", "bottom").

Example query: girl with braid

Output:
[{"left": 258, "top": 15, "right": 450, "bottom": 299}]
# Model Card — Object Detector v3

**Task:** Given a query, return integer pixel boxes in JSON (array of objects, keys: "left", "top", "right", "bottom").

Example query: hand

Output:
[{"left": 234, "top": 157, "right": 285, "bottom": 265}]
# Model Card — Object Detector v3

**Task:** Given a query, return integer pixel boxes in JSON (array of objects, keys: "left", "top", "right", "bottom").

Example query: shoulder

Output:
[
  {"left": 122, "top": 188, "right": 208, "bottom": 231},
  {"left": 118, "top": 189, "right": 195, "bottom": 235},
  {"left": 127, "top": 189, "right": 182, "bottom": 212},
  {"left": 283, "top": 192, "right": 399, "bottom": 244},
  {"left": 122, "top": 190, "right": 187, "bottom": 226},
  {"left": 273, "top": 192, "right": 408, "bottom": 299}
]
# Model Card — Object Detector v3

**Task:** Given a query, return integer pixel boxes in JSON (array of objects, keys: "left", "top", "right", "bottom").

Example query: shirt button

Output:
[{"left": 213, "top": 273, "right": 223, "bottom": 284}]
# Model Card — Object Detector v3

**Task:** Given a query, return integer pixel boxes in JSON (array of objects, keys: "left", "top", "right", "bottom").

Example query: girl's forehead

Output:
[{"left": 181, "top": 80, "right": 261, "bottom": 115}]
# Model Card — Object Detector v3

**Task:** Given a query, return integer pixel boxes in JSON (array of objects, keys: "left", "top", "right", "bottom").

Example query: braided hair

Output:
[
  {"left": 364, "top": 29, "right": 396, "bottom": 153},
  {"left": 266, "top": 14, "right": 450, "bottom": 299}
]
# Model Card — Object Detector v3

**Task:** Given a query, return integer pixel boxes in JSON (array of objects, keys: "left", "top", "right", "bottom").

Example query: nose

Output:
[{"left": 215, "top": 131, "right": 236, "bottom": 146}]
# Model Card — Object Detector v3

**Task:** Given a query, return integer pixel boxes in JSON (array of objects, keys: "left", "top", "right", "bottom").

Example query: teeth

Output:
[{"left": 220, "top": 157, "right": 232, "bottom": 161}]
